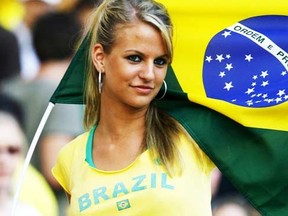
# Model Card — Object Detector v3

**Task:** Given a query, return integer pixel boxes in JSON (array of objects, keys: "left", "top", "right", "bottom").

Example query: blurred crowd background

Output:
[{"left": 0, "top": 0, "right": 261, "bottom": 215}]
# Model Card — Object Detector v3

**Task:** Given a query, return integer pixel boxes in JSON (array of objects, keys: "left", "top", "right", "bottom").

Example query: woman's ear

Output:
[{"left": 92, "top": 43, "right": 105, "bottom": 72}]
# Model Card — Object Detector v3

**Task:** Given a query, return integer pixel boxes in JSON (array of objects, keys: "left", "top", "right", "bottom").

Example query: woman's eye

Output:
[
  {"left": 154, "top": 58, "right": 167, "bottom": 66},
  {"left": 127, "top": 55, "right": 141, "bottom": 62}
]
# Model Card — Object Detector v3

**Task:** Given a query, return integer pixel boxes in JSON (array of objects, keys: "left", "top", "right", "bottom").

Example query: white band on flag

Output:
[{"left": 227, "top": 22, "right": 288, "bottom": 72}]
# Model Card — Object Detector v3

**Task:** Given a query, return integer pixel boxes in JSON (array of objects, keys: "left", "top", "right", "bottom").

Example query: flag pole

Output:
[{"left": 11, "top": 102, "right": 55, "bottom": 216}]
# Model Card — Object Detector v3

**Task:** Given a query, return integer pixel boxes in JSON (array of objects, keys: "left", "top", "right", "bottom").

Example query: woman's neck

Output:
[
  {"left": 99, "top": 98, "right": 148, "bottom": 138},
  {"left": 92, "top": 102, "right": 148, "bottom": 170}
]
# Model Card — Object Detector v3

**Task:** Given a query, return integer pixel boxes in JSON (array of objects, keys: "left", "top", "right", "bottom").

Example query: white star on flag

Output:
[
  {"left": 277, "top": 89, "right": 286, "bottom": 97},
  {"left": 225, "top": 63, "right": 233, "bottom": 71},
  {"left": 224, "top": 82, "right": 234, "bottom": 91},
  {"left": 216, "top": 54, "right": 225, "bottom": 62},
  {"left": 245, "top": 54, "right": 253, "bottom": 62},
  {"left": 222, "top": 31, "right": 232, "bottom": 38},
  {"left": 261, "top": 81, "right": 269, "bottom": 87},
  {"left": 245, "top": 87, "right": 255, "bottom": 95},
  {"left": 205, "top": 56, "right": 213, "bottom": 62},
  {"left": 219, "top": 71, "right": 226, "bottom": 78},
  {"left": 260, "top": 70, "right": 269, "bottom": 78}
]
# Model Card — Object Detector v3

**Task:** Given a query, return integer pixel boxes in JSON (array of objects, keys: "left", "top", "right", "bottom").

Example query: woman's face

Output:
[
  {"left": 94, "top": 21, "right": 169, "bottom": 110},
  {"left": 0, "top": 116, "right": 23, "bottom": 189}
]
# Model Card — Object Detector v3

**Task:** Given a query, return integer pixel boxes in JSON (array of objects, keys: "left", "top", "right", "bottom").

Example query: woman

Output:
[
  {"left": 0, "top": 112, "right": 40, "bottom": 215},
  {"left": 0, "top": 93, "right": 58, "bottom": 216},
  {"left": 52, "top": 0, "right": 215, "bottom": 215}
]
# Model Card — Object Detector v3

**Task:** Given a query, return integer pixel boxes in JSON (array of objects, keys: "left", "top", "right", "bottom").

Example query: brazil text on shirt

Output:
[{"left": 78, "top": 172, "right": 174, "bottom": 212}]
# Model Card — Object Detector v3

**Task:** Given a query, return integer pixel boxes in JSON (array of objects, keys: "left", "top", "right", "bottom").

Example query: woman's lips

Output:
[{"left": 133, "top": 85, "right": 153, "bottom": 95}]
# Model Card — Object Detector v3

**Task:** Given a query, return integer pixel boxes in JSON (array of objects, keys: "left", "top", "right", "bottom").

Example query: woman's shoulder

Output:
[
  {"left": 68, "top": 131, "right": 90, "bottom": 145},
  {"left": 58, "top": 130, "right": 90, "bottom": 155},
  {"left": 52, "top": 130, "right": 91, "bottom": 191}
]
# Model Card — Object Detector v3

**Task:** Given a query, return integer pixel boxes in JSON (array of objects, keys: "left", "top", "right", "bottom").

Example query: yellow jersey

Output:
[{"left": 53, "top": 127, "right": 214, "bottom": 216}]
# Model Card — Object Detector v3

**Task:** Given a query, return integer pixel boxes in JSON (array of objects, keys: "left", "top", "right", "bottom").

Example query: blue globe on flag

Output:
[{"left": 203, "top": 15, "right": 288, "bottom": 108}]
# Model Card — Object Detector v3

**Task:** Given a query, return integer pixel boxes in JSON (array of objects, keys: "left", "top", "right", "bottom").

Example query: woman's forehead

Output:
[
  {"left": 0, "top": 117, "right": 24, "bottom": 147},
  {"left": 113, "top": 21, "right": 165, "bottom": 48}
]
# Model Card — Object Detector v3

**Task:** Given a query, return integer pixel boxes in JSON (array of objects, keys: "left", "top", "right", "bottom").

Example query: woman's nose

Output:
[{"left": 139, "top": 62, "right": 154, "bottom": 80}]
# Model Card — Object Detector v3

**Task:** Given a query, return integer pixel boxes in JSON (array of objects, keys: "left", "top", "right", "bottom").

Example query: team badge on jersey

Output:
[{"left": 116, "top": 199, "right": 131, "bottom": 211}]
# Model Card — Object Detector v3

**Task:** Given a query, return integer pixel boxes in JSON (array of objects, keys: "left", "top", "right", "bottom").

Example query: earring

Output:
[
  {"left": 156, "top": 80, "right": 167, "bottom": 100},
  {"left": 98, "top": 71, "right": 103, "bottom": 94}
]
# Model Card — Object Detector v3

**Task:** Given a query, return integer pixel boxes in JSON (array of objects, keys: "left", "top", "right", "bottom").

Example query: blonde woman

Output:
[{"left": 53, "top": 0, "right": 215, "bottom": 215}]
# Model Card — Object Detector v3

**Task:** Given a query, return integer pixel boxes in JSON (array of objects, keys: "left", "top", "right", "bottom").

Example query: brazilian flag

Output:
[{"left": 50, "top": 1, "right": 288, "bottom": 215}]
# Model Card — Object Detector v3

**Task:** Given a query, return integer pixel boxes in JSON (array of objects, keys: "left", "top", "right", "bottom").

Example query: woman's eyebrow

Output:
[{"left": 124, "top": 50, "right": 168, "bottom": 58}]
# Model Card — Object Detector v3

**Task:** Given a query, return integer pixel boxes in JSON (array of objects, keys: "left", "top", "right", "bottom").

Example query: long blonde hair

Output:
[{"left": 83, "top": 0, "right": 183, "bottom": 175}]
